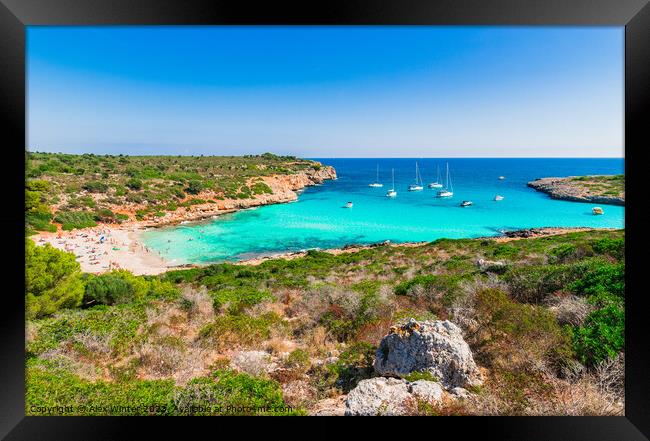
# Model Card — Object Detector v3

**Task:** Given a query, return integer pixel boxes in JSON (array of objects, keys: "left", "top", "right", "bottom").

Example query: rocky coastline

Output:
[
  {"left": 527, "top": 175, "right": 624, "bottom": 206},
  {"left": 130, "top": 165, "right": 337, "bottom": 228}
]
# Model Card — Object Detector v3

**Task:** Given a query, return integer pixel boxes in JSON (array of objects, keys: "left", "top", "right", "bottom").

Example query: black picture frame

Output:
[{"left": 1, "top": 0, "right": 648, "bottom": 439}]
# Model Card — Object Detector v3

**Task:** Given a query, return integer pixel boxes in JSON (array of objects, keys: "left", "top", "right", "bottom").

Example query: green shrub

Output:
[
  {"left": 53, "top": 211, "right": 97, "bottom": 230},
  {"left": 211, "top": 287, "right": 273, "bottom": 313},
  {"left": 322, "top": 342, "right": 375, "bottom": 393},
  {"left": 591, "top": 237, "right": 624, "bottom": 260},
  {"left": 251, "top": 182, "right": 273, "bottom": 195},
  {"left": 490, "top": 244, "right": 520, "bottom": 259},
  {"left": 571, "top": 305, "right": 624, "bottom": 366},
  {"left": 26, "top": 364, "right": 175, "bottom": 415},
  {"left": 84, "top": 273, "right": 135, "bottom": 306},
  {"left": 394, "top": 274, "right": 468, "bottom": 305},
  {"left": 285, "top": 349, "right": 311, "bottom": 372},
  {"left": 199, "top": 312, "right": 285, "bottom": 350},
  {"left": 83, "top": 270, "right": 178, "bottom": 307},
  {"left": 26, "top": 211, "right": 56, "bottom": 233},
  {"left": 82, "top": 181, "right": 108, "bottom": 193},
  {"left": 474, "top": 288, "right": 573, "bottom": 368},
  {"left": 173, "top": 369, "right": 298, "bottom": 415},
  {"left": 185, "top": 180, "right": 204, "bottom": 195},
  {"left": 25, "top": 240, "right": 84, "bottom": 319},
  {"left": 126, "top": 178, "right": 142, "bottom": 190},
  {"left": 504, "top": 263, "right": 584, "bottom": 303},
  {"left": 93, "top": 208, "right": 116, "bottom": 222},
  {"left": 569, "top": 262, "right": 624, "bottom": 299}
]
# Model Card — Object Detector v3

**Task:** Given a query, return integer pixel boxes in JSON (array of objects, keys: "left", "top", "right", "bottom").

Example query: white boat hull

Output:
[{"left": 437, "top": 191, "right": 453, "bottom": 198}]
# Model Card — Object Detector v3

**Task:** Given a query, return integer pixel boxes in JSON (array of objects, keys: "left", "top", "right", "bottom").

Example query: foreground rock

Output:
[
  {"left": 344, "top": 378, "right": 446, "bottom": 415},
  {"left": 345, "top": 378, "right": 414, "bottom": 416},
  {"left": 527, "top": 175, "right": 624, "bottom": 206},
  {"left": 373, "top": 319, "right": 483, "bottom": 389}
]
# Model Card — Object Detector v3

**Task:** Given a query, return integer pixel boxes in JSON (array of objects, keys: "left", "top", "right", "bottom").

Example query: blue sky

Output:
[{"left": 27, "top": 26, "right": 624, "bottom": 157}]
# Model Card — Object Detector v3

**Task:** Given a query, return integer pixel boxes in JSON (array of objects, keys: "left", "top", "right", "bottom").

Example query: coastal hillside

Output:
[
  {"left": 26, "top": 229, "right": 624, "bottom": 415},
  {"left": 25, "top": 152, "right": 336, "bottom": 233},
  {"left": 528, "top": 175, "right": 624, "bottom": 206}
]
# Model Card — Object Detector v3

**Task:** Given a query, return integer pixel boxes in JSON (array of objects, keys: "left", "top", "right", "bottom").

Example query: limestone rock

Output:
[
  {"left": 374, "top": 319, "right": 483, "bottom": 389},
  {"left": 409, "top": 380, "right": 444, "bottom": 403},
  {"left": 344, "top": 377, "right": 414, "bottom": 416},
  {"left": 450, "top": 387, "right": 471, "bottom": 399}
]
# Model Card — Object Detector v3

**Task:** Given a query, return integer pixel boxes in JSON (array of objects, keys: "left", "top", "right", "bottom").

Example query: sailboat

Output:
[
  {"left": 408, "top": 162, "right": 424, "bottom": 191},
  {"left": 436, "top": 163, "right": 454, "bottom": 197},
  {"left": 428, "top": 165, "right": 443, "bottom": 188},
  {"left": 386, "top": 169, "right": 397, "bottom": 198},
  {"left": 368, "top": 164, "right": 383, "bottom": 188}
]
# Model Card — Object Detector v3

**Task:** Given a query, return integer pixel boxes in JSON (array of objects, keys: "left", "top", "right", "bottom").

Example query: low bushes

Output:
[
  {"left": 472, "top": 288, "right": 573, "bottom": 371},
  {"left": 211, "top": 287, "right": 273, "bottom": 313},
  {"left": 571, "top": 305, "right": 624, "bottom": 366},
  {"left": 83, "top": 270, "right": 178, "bottom": 306},
  {"left": 54, "top": 211, "right": 97, "bottom": 230},
  {"left": 199, "top": 312, "right": 286, "bottom": 350}
]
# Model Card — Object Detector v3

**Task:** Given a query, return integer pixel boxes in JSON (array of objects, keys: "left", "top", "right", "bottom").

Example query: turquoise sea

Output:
[{"left": 141, "top": 158, "right": 625, "bottom": 264}]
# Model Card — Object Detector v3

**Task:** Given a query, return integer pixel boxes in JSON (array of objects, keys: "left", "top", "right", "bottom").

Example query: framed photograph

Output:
[{"left": 2, "top": 0, "right": 648, "bottom": 438}]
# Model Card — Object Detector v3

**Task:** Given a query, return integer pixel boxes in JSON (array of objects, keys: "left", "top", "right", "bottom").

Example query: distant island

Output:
[{"left": 527, "top": 175, "right": 624, "bottom": 206}]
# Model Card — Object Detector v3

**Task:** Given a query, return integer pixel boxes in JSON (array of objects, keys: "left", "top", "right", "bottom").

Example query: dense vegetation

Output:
[
  {"left": 26, "top": 229, "right": 625, "bottom": 415},
  {"left": 569, "top": 174, "right": 625, "bottom": 197},
  {"left": 25, "top": 152, "right": 324, "bottom": 233}
]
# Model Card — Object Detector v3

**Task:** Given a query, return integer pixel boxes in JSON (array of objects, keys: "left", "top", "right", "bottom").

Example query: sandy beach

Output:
[
  {"left": 32, "top": 225, "right": 615, "bottom": 275},
  {"left": 32, "top": 225, "right": 180, "bottom": 276}
]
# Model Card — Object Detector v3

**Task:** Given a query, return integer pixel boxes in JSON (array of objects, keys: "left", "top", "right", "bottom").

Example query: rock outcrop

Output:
[
  {"left": 345, "top": 377, "right": 414, "bottom": 416},
  {"left": 344, "top": 377, "right": 445, "bottom": 416},
  {"left": 344, "top": 318, "right": 483, "bottom": 416},
  {"left": 527, "top": 176, "right": 624, "bottom": 206},
  {"left": 373, "top": 319, "right": 483, "bottom": 389}
]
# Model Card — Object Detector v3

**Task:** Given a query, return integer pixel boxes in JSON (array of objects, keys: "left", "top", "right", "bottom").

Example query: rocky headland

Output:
[{"left": 527, "top": 175, "right": 624, "bottom": 206}]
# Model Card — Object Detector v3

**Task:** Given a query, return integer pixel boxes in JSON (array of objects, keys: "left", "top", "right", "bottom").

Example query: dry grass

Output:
[{"left": 546, "top": 294, "right": 594, "bottom": 326}]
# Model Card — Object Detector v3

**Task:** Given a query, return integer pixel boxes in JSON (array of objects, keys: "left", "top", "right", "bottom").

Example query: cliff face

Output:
[
  {"left": 527, "top": 176, "right": 624, "bottom": 206},
  {"left": 139, "top": 165, "right": 337, "bottom": 227}
]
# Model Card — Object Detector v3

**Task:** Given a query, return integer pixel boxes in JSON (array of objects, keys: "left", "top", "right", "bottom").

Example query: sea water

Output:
[{"left": 141, "top": 158, "right": 624, "bottom": 264}]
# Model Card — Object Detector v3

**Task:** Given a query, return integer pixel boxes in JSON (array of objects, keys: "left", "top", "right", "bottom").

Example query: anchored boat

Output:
[
  {"left": 428, "top": 165, "right": 443, "bottom": 188},
  {"left": 368, "top": 164, "right": 383, "bottom": 188},
  {"left": 408, "top": 162, "right": 424, "bottom": 191},
  {"left": 437, "top": 163, "right": 454, "bottom": 198},
  {"left": 386, "top": 168, "right": 397, "bottom": 198}
]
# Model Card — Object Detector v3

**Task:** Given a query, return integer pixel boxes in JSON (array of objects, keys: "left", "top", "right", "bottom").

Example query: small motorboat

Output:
[
  {"left": 494, "top": 194, "right": 504, "bottom": 201},
  {"left": 460, "top": 201, "right": 473, "bottom": 207},
  {"left": 592, "top": 207, "right": 604, "bottom": 215},
  {"left": 498, "top": 176, "right": 505, "bottom": 180},
  {"left": 345, "top": 202, "right": 354, "bottom": 208}
]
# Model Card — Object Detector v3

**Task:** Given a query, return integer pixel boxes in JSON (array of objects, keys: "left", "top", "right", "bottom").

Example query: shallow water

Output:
[{"left": 141, "top": 158, "right": 624, "bottom": 264}]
